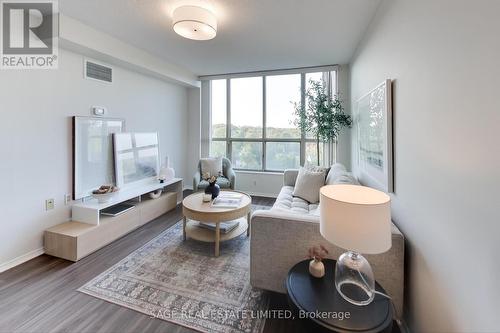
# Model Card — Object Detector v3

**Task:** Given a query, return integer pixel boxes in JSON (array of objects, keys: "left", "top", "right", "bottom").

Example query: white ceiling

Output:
[{"left": 59, "top": 0, "right": 381, "bottom": 76}]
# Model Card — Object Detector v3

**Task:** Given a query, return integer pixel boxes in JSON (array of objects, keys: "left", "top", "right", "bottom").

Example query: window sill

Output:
[{"left": 234, "top": 170, "right": 284, "bottom": 176}]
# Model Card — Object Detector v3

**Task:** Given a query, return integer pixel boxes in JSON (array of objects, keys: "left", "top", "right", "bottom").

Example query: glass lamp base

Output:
[{"left": 335, "top": 251, "right": 375, "bottom": 306}]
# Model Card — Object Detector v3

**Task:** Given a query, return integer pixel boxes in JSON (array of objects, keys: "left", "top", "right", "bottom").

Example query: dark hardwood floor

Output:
[{"left": 0, "top": 193, "right": 302, "bottom": 333}]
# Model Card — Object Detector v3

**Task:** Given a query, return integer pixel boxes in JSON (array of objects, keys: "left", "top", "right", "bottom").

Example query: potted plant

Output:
[
  {"left": 293, "top": 79, "right": 352, "bottom": 166},
  {"left": 308, "top": 245, "right": 329, "bottom": 278}
]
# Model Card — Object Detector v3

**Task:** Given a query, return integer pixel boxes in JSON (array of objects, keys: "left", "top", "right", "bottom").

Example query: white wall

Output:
[
  {"left": 350, "top": 1, "right": 500, "bottom": 331},
  {"left": 0, "top": 48, "right": 190, "bottom": 271}
]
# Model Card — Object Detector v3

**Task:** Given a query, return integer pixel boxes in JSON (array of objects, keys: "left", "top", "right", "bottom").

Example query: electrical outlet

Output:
[
  {"left": 253, "top": 180, "right": 257, "bottom": 186},
  {"left": 64, "top": 194, "right": 72, "bottom": 205},
  {"left": 45, "top": 198, "right": 55, "bottom": 211}
]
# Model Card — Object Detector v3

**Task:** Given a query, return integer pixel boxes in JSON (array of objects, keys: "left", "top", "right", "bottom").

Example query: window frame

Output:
[{"left": 209, "top": 67, "right": 338, "bottom": 173}]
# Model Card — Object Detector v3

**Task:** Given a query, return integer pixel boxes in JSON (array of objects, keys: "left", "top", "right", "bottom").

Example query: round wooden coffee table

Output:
[{"left": 182, "top": 191, "right": 252, "bottom": 257}]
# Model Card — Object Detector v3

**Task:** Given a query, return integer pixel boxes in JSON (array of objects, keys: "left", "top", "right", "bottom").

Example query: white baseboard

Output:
[{"left": 0, "top": 247, "right": 45, "bottom": 273}]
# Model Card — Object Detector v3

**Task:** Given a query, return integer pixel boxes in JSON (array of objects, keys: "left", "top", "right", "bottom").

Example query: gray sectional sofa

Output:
[{"left": 250, "top": 164, "right": 405, "bottom": 316}]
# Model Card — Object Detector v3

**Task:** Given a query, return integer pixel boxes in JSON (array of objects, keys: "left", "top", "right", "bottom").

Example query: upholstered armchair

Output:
[{"left": 193, "top": 157, "right": 236, "bottom": 191}]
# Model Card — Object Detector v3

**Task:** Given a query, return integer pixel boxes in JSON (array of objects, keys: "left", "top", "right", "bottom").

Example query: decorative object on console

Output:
[
  {"left": 148, "top": 189, "right": 162, "bottom": 199},
  {"left": 91, "top": 185, "right": 119, "bottom": 203},
  {"left": 204, "top": 175, "right": 220, "bottom": 199},
  {"left": 308, "top": 245, "right": 329, "bottom": 278},
  {"left": 320, "top": 184, "right": 391, "bottom": 306},
  {"left": 355, "top": 79, "right": 393, "bottom": 192},
  {"left": 159, "top": 156, "right": 175, "bottom": 183},
  {"left": 293, "top": 79, "right": 352, "bottom": 166}
]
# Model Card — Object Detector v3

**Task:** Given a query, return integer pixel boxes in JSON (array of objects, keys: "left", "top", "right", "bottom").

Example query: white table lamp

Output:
[{"left": 320, "top": 184, "right": 391, "bottom": 306}]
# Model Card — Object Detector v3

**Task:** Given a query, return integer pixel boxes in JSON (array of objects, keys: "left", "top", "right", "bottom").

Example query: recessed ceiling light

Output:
[{"left": 172, "top": 5, "right": 217, "bottom": 41}]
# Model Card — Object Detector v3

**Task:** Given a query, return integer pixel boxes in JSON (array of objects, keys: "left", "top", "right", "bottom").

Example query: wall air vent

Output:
[{"left": 84, "top": 60, "right": 113, "bottom": 83}]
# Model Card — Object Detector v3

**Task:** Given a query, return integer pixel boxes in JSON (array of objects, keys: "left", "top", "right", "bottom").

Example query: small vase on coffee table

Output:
[{"left": 205, "top": 180, "right": 220, "bottom": 199}]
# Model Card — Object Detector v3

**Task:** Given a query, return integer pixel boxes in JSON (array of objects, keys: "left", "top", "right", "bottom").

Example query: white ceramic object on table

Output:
[
  {"left": 309, "top": 259, "right": 325, "bottom": 278},
  {"left": 149, "top": 189, "right": 163, "bottom": 199},
  {"left": 159, "top": 156, "right": 175, "bottom": 182}
]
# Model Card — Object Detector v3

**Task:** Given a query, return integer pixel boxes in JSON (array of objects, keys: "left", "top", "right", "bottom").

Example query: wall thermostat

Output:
[{"left": 91, "top": 106, "right": 106, "bottom": 116}]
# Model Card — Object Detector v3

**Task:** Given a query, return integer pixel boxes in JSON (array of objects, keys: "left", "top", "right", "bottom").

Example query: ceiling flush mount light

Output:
[{"left": 173, "top": 5, "right": 217, "bottom": 40}]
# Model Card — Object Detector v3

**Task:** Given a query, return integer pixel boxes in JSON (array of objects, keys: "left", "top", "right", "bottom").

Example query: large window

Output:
[
  {"left": 231, "top": 77, "right": 263, "bottom": 139},
  {"left": 211, "top": 79, "right": 226, "bottom": 139},
  {"left": 209, "top": 68, "right": 337, "bottom": 172},
  {"left": 266, "top": 74, "right": 301, "bottom": 139}
]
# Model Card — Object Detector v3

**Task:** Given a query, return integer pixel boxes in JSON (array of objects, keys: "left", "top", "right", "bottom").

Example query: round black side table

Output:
[{"left": 286, "top": 259, "right": 393, "bottom": 333}]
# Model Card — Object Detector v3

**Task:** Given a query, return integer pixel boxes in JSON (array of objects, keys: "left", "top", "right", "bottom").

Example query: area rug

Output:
[{"left": 78, "top": 206, "right": 270, "bottom": 333}]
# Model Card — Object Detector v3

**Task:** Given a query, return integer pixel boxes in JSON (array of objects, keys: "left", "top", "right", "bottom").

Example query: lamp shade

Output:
[
  {"left": 173, "top": 6, "right": 217, "bottom": 40},
  {"left": 320, "top": 184, "right": 391, "bottom": 254}
]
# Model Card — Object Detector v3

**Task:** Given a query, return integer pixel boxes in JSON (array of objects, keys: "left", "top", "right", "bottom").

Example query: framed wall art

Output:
[
  {"left": 355, "top": 79, "right": 393, "bottom": 193},
  {"left": 73, "top": 116, "right": 125, "bottom": 200}
]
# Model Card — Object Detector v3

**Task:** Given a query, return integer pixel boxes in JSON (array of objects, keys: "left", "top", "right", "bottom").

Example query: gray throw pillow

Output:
[
  {"left": 201, "top": 157, "right": 223, "bottom": 178},
  {"left": 292, "top": 167, "right": 326, "bottom": 203}
]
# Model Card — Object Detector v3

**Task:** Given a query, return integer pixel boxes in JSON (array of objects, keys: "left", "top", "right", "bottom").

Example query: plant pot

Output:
[
  {"left": 205, "top": 182, "right": 220, "bottom": 199},
  {"left": 309, "top": 258, "right": 325, "bottom": 278}
]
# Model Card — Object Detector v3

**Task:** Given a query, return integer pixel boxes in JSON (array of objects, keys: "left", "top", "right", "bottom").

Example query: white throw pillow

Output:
[
  {"left": 325, "top": 163, "right": 348, "bottom": 185},
  {"left": 332, "top": 172, "right": 360, "bottom": 185},
  {"left": 201, "top": 157, "right": 223, "bottom": 178},
  {"left": 292, "top": 167, "right": 326, "bottom": 203}
]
